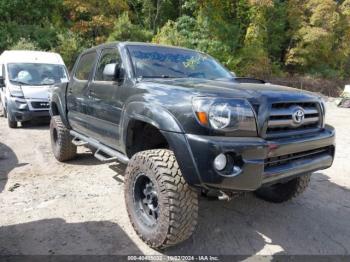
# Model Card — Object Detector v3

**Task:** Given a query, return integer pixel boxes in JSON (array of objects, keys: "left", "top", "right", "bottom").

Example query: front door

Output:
[{"left": 87, "top": 47, "right": 125, "bottom": 149}]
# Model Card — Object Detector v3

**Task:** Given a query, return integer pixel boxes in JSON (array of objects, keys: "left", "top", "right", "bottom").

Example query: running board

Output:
[
  {"left": 70, "top": 130, "right": 129, "bottom": 164},
  {"left": 72, "top": 137, "right": 88, "bottom": 146}
]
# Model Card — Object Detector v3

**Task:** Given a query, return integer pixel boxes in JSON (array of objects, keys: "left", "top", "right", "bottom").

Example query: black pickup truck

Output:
[{"left": 50, "top": 42, "right": 335, "bottom": 249}]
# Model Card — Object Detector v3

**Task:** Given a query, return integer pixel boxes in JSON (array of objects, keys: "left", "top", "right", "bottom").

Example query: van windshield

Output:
[{"left": 7, "top": 63, "right": 68, "bottom": 86}]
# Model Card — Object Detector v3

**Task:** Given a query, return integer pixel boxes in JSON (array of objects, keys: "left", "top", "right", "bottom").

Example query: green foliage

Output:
[
  {"left": 0, "top": 0, "right": 62, "bottom": 51},
  {"left": 10, "top": 38, "right": 39, "bottom": 51},
  {"left": 0, "top": 0, "right": 350, "bottom": 79},
  {"left": 62, "top": 0, "right": 129, "bottom": 44},
  {"left": 54, "top": 31, "right": 85, "bottom": 70},
  {"left": 108, "top": 13, "right": 152, "bottom": 42}
]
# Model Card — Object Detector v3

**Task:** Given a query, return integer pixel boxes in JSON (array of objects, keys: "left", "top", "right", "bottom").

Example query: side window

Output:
[
  {"left": 94, "top": 48, "right": 121, "bottom": 81},
  {"left": 74, "top": 52, "right": 97, "bottom": 81}
]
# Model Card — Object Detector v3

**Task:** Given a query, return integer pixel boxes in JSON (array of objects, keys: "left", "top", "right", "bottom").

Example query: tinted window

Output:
[
  {"left": 94, "top": 48, "right": 121, "bottom": 81},
  {"left": 75, "top": 52, "right": 97, "bottom": 80},
  {"left": 127, "top": 45, "right": 232, "bottom": 80}
]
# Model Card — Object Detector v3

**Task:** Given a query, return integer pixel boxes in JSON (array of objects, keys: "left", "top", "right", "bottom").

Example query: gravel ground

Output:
[{"left": 0, "top": 102, "right": 350, "bottom": 257}]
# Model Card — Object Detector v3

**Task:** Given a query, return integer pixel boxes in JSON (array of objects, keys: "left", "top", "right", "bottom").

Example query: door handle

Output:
[
  {"left": 88, "top": 89, "right": 101, "bottom": 101},
  {"left": 88, "top": 89, "right": 94, "bottom": 97}
]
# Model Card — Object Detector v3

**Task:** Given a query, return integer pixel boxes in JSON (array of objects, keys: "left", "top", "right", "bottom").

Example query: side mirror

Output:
[
  {"left": 0, "top": 77, "right": 5, "bottom": 88},
  {"left": 103, "top": 63, "right": 121, "bottom": 81}
]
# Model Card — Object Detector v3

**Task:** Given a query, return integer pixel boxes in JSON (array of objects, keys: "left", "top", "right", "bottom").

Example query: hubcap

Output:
[{"left": 133, "top": 174, "right": 159, "bottom": 227}]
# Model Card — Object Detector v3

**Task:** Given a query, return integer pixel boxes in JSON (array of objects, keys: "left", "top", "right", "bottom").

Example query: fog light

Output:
[{"left": 214, "top": 153, "right": 227, "bottom": 171}]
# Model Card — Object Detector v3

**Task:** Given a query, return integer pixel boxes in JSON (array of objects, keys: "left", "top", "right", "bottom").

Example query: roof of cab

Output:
[
  {"left": 81, "top": 41, "right": 196, "bottom": 54},
  {"left": 0, "top": 50, "right": 65, "bottom": 65}
]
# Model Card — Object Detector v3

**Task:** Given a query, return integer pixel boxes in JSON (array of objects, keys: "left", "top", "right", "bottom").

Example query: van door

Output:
[{"left": 67, "top": 51, "right": 98, "bottom": 137}]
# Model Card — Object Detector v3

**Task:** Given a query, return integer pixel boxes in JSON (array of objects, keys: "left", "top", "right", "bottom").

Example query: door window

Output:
[
  {"left": 94, "top": 48, "right": 121, "bottom": 81},
  {"left": 74, "top": 52, "right": 97, "bottom": 81}
]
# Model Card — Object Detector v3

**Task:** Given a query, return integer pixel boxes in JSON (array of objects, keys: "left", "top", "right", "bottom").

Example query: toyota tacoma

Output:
[{"left": 49, "top": 42, "right": 335, "bottom": 249}]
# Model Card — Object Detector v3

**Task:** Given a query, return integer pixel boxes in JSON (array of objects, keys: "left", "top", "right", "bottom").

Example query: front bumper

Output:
[
  {"left": 7, "top": 97, "right": 50, "bottom": 122},
  {"left": 184, "top": 125, "right": 335, "bottom": 191}
]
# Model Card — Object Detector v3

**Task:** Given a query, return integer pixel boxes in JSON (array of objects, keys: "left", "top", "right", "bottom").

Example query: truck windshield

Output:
[
  {"left": 7, "top": 63, "right": 68, "bottom": 86},
  {"left": 127, "top": 45, "right": 233, "bottom": 80}
]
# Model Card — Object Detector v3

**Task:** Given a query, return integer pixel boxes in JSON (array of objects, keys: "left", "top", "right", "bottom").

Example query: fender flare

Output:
[
  {"left": 50, "top": 86, "right": 70, "bottom": 128},
  {"left": 121, "top": 101, "right": 184, "bottom": 143},
  {"left": 121, "top": 101, "right": 202, "bottom": 186}
]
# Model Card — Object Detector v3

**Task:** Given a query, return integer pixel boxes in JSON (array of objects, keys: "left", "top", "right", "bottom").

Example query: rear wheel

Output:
[
  {"left": 125, "top": 149, "right": 198, "bottom": 249},
  {"left": 50, "top": 115, "right": 77, "bottom": 162},
  {"left": 255, "top": 174, "right": 311, "bottom": 203}
]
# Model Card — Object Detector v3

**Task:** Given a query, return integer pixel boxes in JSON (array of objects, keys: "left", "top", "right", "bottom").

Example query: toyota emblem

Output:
[{"left": 292, "top": 107, "right": 305, "bottom": 126}]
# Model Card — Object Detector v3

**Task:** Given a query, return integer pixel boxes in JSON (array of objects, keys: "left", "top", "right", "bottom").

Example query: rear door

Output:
[
  {"left": 87, "top": 47, "right": 125, "bottom": 149},
  {"left": 67, "top": 51, "right": 97, "bottom": 136}
]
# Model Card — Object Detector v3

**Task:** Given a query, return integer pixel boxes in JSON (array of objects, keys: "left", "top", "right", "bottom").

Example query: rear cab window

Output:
[{"left": 74, "top": 52, "right": 97, "bottom": 81}]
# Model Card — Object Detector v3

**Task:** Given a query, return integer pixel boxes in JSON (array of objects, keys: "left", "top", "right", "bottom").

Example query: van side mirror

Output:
[
  {"left": 103, "top": 63, "right": 121, "bottom": 81},
  {"left": 0, "top": 76, "right": 5, "bottom": 88}
]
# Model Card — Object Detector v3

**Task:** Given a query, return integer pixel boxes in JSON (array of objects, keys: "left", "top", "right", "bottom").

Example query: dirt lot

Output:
[{"left": 0, "top": 102, "right": 350, "bottom": 257}]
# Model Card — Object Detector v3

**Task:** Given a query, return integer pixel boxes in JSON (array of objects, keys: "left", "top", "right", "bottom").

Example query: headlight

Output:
[
  {"left": 209, "top": 103, "right": 231, "bottom": 129},
  {"left": 9, "top": 85, "right": 24, "bottom": 98},
  {"left": 192, "top": 97, "right": 257, "bottom": 133},
  {"left": 320, "top": 97, "right": 327, "bottom": 127}
]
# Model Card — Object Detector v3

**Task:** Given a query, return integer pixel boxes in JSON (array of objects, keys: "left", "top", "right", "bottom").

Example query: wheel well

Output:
[
  {"left": 50, "top": 102, "right": 59, "bottom": 115},
  {"left": 126, "top": 120, "right": 169, "bottom": 158}
]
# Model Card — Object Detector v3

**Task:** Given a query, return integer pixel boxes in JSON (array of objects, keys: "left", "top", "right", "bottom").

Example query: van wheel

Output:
[
  {"left": 125, "top": 149, "right": 198, "bottom": 249},
  {"left": 255, "top": 174, "right": 311, "bottom": 203},
  {"left": 50, "top": 115, "right": 77, "bottom": 162},
  {"left": 7, "top": 111, "right": 17, "bottom": 128},
  {"left": 0, "top": 100, "right": 4, "bottom": 117}
]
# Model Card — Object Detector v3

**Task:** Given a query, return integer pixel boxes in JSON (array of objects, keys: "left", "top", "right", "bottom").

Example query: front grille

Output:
[
  {"left": 264, "top": 146, "right": 332, "bottom": 169},
  {"left": 266, "top": 102, "right": 321, "bottom": 138},
  {"left": 31, "top": 101, "right": 50, "bottom": 109}
]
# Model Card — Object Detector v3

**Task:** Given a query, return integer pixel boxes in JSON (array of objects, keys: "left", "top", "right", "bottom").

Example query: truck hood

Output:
[
  {"left": 141, "top": 78, "right": 321, "bottom": 102},
  {"left": 20, "top": 85, "right": 53, "bottom": 100}
]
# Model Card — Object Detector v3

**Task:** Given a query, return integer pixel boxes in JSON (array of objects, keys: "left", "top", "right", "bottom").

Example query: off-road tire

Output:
[
  {"left": 50, "top": 115, "right": 77, "bottom": 162},
  {"left": 255, "top": 174, "right": 311, "bottom": 203},
  {"left": 125, "top": 149, "right": 198, "bottom": 249},
  {"left": 7, "top": 111, "right": 17, "bottom": 128}
]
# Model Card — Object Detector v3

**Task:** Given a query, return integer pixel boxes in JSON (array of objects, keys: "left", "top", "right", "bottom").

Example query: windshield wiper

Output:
[
  {"left": 138, "top": 75, "right": 185, "bottom": 79},
  {"left": 10, "top": 80, "right": 31, "bottom": 86}
]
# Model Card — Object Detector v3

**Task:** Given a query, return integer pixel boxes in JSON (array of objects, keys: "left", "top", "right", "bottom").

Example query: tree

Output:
[
  {"left": 0, "top": 0, "right": 63, "bottom": 51},
  {"left": 10, "top": 38, "right": 39, "bottom": 51},
  {"left": 108, "top": 13, "right": 152, "bottom": 42},
  {"left": 63, "top": 0, "right": 129, "bottom": 44},
  {"left": 285, "top": 0, "right": 342, "bottom": 77},
  {"left": 54, "top": 31, "right": 85, "bottom": 70}
]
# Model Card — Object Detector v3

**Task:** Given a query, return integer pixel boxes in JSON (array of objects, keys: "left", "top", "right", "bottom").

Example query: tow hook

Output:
[{"left": 218, "top": 191, "right": 231, "bottom": 201}]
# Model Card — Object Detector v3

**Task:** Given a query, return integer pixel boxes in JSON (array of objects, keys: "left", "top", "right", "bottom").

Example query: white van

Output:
[{"left": 0, "top": 50, "right": 69, "bottom": 128}]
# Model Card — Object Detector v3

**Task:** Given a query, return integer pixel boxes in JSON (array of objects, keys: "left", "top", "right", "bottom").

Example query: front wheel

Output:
[
  {"left": 0, "top": 99, "right": 4, "bottom": 117},
  {"left": 255, "top": 174, "right": 311, "bottom": 203},
  {"left": 125, "top": 149, "right": 199, "bottom": 249},
  {"left": 7, "top": 111, "right": 17, "bottom": 128}
]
